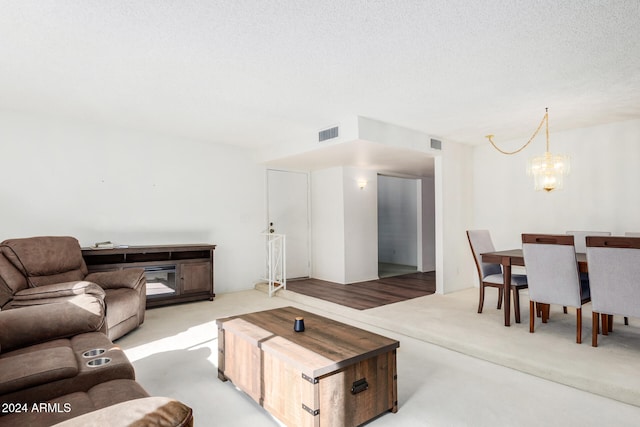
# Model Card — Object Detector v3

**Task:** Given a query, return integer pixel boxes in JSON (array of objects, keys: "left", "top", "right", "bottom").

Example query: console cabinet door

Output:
[{"left": 180, "top": 261, "right": 211, "bottom": 294}]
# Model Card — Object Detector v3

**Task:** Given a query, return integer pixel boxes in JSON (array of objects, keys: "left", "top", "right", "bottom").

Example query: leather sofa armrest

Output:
[
  {"left": 85, "top": 269, "right": 145, "bottom": 290},
  {"left": 12, "top": 281, "right": 105, "bottom": 302},
  {"left": 0, "top": 296, "right": 105, "bottom": 352},
  {"left": 0, "top": 346, "right": 77, "bottom": 395},
  {"left": 52, "top": 397, "right": 193, "bottom": 427}
]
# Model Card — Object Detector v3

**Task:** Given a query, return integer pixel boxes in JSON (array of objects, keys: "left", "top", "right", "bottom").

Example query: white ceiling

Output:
[{"left": 2, "top": 1, "right": 639, "bottom": 175}]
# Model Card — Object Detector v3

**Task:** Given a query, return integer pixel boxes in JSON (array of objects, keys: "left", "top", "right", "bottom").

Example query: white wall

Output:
[
  {"left": 435, "top": 141, "right": 475, "bottom": 294},
  {"left": 471, "top": 119, "right": 640, "bottom": 284},
  {"left": 343, "top": 167, "right": 378, "bottom": 283},
  {"left": 310, "top": 166, "right": 378, "bottom": 284},
  {"left": 256, "top": 116, "right": 360, "bottom": 164},
  {"left": 0, "top": 110, "right": 479, "bottom": 295},
  {"left": 0, "top": 110, "right": 266, "bottom": 294},
  {"left": 420, "top": 176, "right": 436, "bottom": 271},
  {"left": 310, "top": 167, "right": 345, "bottom": 283}
]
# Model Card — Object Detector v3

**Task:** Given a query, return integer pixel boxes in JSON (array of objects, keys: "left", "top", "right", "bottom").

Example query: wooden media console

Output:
[{"left": 82, "top": 244, "right": 215, "bottom": 308}]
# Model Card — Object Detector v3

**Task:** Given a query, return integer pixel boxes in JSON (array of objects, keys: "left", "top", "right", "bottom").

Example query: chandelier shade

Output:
[{"left": 527, "top": 151, "right": 570, "bottom": 192}]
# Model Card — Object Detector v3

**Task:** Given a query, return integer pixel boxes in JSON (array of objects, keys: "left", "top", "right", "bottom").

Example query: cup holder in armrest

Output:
[
  {"left": 87, "top": 357, "right": 112, "bottom": 367},
  {"left": 82, "top": 348, "right": 107, "bottom": 358}
]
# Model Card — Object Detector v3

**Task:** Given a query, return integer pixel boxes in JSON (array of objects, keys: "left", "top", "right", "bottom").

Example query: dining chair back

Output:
[
  {"left": 466, "top": 230, "right": 501, "bottom": 279},
  {"left": 586, "top": 236, "right": 640, "bottom": 346},
  {"left": 467, "top": 230, "right": 527, "bottom": 323},
  {"left": 566, "top": 231, "right": 611, "bottom": 253},
  {"left": 625, "top": 232, "right": 640, "bottom": 237},
  {"left": 522, "top": 234, "right": 589, "bottom": 343}
]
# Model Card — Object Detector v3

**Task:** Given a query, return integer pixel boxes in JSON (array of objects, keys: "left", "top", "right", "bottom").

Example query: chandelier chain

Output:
[{"left": 486, "top": 110, "right": 548, "bottom": 155}]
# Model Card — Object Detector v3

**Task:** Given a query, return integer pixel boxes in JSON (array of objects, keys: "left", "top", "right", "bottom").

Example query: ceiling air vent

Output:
[
  {"left": 430, "top": 138, "right": 442, "bottom": 150},
  {"left": 319, "top": 126, "right": 339, "bottom": 142}
]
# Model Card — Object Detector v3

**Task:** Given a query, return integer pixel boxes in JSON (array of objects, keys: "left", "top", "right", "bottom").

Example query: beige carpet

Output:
[
  {"left": 117, "top": 287, "right": 640, "bottom": 426},
  {"left": 278, "top": 285, "right": 640, "bottom": 406}
]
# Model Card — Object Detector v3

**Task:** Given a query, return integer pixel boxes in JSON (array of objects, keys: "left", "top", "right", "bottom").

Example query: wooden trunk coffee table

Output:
[{"left": 217, "top": 306, "right": 399, "bottom": 427}]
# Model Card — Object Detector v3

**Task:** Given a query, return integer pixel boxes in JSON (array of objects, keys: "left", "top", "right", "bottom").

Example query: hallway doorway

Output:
[{"left": 377, "top": 174, "right": 435, "bottom": 278}]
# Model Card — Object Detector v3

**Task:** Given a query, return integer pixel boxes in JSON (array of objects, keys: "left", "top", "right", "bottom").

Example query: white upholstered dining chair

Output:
[
  {"left": 586, "top": 236, "right": 640, "bottom": 347},
  {"left": 466, "top": 230, "right": 528, "bottom": 323},
  {"left": 566, "top": 230, "right": 622, "bottom": 322},
  {"left": 522, "top": 234, "right": 590, "bottom": 343},
  {"left": 625, "top": 232, "right": 640, "bottom": 237}
]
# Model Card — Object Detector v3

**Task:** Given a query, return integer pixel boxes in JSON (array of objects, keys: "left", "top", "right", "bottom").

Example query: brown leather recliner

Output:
[
  {"left": 0, "top": 287, "right": 193, "bottom": 427},
  {"left": 0, "top": 236, "right": 146, "bottom": 340},
  {"left": 0, "top": 284, "right": 137, "bottom": 413}
]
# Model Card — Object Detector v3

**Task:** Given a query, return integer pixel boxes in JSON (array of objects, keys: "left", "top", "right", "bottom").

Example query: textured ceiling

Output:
[{"left": 1, "top": 1, "right": 639, "bottom": 154}]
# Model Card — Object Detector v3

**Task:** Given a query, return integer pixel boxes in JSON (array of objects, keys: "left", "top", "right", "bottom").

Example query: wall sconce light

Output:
[{"left": 357, "top": 179, "right": 368, "bottom": 190}]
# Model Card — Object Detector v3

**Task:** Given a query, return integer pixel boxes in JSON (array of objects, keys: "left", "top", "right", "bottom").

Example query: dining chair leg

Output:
[
  {"left": 513, "top": 288, "right": 521, "bottom": 324},
  {"left": 625, "top": 317, "right": 629, "bottom": 326},
  {"left": 536, "top": 302, "right": 542, "bottom": 318},
  {"left": 576, "top": 308, "right": 582, "bottom": 344},
  {"left": 541, "top": 304, "right": 550, "bottom": 323},
  {"left": 602, "top": 314, "right": 609, "bottom": 336},
  {"left": 529, "top": 301, "right": 535, "bottom": 333},
  {"left": 608, "top": 314, "right": 614, "bottom": 333},
  {"left": 592, "top": 312, "right": 599, "bottom": 347},
  {"left": 477, "top": 285, "right": 485, "bottom": 314},
  {"left": 497, "top": 287, "right": 503, "bottom": 310},
  {"left": 563, "top": 306, "right": 568, "bottom": 314}
]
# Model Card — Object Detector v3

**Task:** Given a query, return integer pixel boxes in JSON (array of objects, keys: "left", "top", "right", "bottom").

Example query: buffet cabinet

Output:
[{"left": 82, "top": 244, "right": 216, "bottom": 308}]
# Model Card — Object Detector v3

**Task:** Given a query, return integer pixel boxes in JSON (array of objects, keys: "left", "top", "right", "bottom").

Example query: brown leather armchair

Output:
[{"left": 0, "top": 236, "right": 146, "bottom": 340}]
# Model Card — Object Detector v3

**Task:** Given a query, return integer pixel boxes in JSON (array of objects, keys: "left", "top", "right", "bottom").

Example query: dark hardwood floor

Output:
[{"left": 285, "top": 271, "right": 436, "bottom": 310}]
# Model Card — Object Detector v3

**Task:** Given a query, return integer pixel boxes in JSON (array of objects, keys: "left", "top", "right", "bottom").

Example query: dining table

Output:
[{"left": 481, "top": 249, "right": 588, "bottom": 326}]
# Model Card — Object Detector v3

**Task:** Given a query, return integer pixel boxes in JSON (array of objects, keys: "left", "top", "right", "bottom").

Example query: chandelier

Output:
[{"left": 486, "top": 108, "right": 570, "bottom": 192}]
